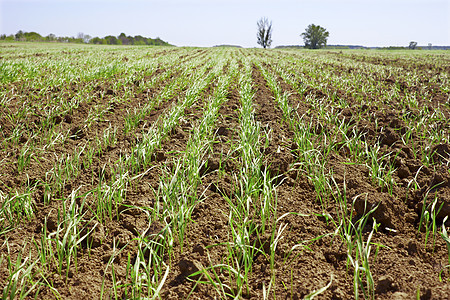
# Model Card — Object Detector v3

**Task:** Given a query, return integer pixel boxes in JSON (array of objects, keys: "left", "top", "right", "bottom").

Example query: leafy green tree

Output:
[
  {"left": 24, "top": 32, "right": 43, "bottom": 41},
  {"left": 15, "top": 30, "right": 24, "bottom": 41},
  {"left": 90, "top": 37, "right": 107, "bottom": 44},
  {"left": 257, "top": 17, "right": 273, "bottom": 49},
  {"left": 134, "top": 35, "right": 146, "bottom": 45},
  {"left": 154, "top": 37, "right": 167, "bottom": 46},
  {"left": 1, "top": 34, "right": 14, "bottom": 41},
  {"left": 301, "top": 24, "right": 329, "bottom": 49},
  {"left": 118, "top": 33, "right": 131, "bottom": 45},
  {"left": 104, "top": 35, "right": 121, "bottom": 45}
]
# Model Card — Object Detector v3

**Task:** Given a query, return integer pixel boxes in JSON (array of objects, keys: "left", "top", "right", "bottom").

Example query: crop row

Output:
[{"left": 0, "top": 44, "right": 449, "bottom": 299}]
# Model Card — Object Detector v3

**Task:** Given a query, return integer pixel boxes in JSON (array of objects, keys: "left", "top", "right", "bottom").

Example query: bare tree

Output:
[
  {"left": 257, "top": 17, "right": 272, "bottom": 49},
  {"left": 409, "top": 41, "right": 417, "bottom": 49},
  {"left": 77, "top": 32, "right": 91, "bottom": 43}
]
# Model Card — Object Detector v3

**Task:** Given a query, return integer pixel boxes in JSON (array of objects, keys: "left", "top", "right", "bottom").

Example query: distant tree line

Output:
[
  {"left": 0, "top": 31, "right": 171, "bottom": 46},
  {"left": 213, "top": 45, "right": 243, "bottom": 48}
]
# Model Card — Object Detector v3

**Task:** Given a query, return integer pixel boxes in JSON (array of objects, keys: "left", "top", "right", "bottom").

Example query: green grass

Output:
[{"left": 0, "top": 43, "right": 449, "bottom": 299}]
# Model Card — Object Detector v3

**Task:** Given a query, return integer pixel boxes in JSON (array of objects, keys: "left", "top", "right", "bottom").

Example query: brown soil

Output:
[{"left": 1, "top": 48, "right": 449, "bottom": 299}]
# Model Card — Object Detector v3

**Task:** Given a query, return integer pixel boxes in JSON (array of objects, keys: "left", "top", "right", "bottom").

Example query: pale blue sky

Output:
[{"left": 1, "top": 0, "right": 449, "bottom": 47}]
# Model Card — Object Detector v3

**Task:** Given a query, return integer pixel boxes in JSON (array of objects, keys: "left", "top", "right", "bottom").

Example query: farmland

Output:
[{"left": 0, "top": 42, "right": 449, "bottom": 299}]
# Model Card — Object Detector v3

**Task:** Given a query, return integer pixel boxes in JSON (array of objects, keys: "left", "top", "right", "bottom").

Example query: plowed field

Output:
[{"left": 0, "top": 43, "right": 449, "bottom": 299}]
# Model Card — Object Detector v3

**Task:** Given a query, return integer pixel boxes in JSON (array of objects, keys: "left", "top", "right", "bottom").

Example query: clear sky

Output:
[{"left": 1, "top": 0, "right": 449, "bottom": 47}]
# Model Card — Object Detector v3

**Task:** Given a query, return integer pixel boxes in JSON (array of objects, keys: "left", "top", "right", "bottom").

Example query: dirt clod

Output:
[{"left": 376, "top": 275, "right": 396, "bottom": 293}]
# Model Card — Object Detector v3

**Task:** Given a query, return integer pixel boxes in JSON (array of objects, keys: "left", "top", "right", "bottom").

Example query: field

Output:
[{"left": 0, "top": 42, "right": 449, "bottom": 299}]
